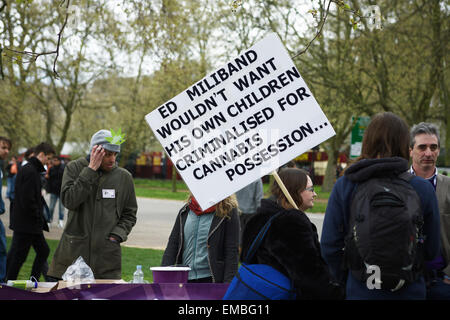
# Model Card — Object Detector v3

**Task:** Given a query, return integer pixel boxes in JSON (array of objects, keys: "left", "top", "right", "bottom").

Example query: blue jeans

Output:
[
  {"left": 6, "top": 175, "right": 15, "bottom": 200},
  {"left": 0, "top": 220, "right": 7, "bottom": 282},
  {"left": 0, "top": 192, "right": 4, "bottom": 214},
  {"left": 48, "top": 193, "right": 64, "bottom": 222},
  {"left": 0, "top": 186, "right": 6, "bottom": 282}
]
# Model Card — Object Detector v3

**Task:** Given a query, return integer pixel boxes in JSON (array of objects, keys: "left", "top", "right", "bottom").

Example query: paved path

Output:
[{"left": 1, "top": 187, "right": 325, "bottom": 250}]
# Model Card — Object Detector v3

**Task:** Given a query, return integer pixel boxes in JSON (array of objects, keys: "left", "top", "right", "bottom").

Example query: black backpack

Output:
[{"left": 344, "top": 171, "right": 425, "bottom": 291}]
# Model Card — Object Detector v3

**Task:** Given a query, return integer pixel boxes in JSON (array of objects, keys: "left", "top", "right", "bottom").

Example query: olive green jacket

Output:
[
  {"left": 437, "top": 174, "right": 450, "bottom": 276},
  {"left": 48, "top": 157, "right": 138, "bottom": 279}
]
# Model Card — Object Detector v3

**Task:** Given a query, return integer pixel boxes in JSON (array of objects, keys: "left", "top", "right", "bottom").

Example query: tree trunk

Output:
[
  {"left": 322, "top": 148, "right": 339, "bottom": 192},
  {"left": 56, "top": 111, "right": 73, "bottom": 155},
  {"left": 446, "top": 103, "right": 450, "bottom": 166}
]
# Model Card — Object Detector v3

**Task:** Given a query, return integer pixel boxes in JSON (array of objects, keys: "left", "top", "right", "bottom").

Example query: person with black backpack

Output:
[{"left": 321, "top": 112, "right": 441, "bottom": 299}]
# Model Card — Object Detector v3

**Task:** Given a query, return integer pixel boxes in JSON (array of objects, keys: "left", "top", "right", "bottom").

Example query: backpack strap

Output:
[{"left": 244, "top": 212, "right": 283, "bottom": 263}]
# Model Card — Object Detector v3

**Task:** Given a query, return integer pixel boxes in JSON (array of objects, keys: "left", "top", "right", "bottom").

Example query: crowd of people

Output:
[
  {"left": 160, "top": 112, "right": 449, "bottom": 300},
  {"left": 0, "top": 111, "right": 449, "bottom": 300}
]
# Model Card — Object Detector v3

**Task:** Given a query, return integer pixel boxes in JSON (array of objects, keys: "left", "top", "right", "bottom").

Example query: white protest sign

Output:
[{"left": 145, "top": 33, "right": 335, "bottom": 209}]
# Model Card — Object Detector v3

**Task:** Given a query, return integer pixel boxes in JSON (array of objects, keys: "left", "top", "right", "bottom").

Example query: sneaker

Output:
[{"left": 58, "top": 220, "right": 64, "bottom": 228}]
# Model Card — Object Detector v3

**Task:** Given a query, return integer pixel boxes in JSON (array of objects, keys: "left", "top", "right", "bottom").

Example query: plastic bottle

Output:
[
  {"left": 7, "top": 280, "right": 38, "bottom": 290},
  {"left": 133, "top": 265, "right": 144, "bottom": 283}
]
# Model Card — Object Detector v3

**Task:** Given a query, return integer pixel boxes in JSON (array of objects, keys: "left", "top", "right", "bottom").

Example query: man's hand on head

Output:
[{"left": 88, "top": 145, "right": 105, "bottom": 171}]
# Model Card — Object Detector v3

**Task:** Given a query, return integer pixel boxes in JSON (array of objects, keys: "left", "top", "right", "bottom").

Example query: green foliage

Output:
[
  {"left": 0, "top": 0, "right": 448, "bottom": 168},
  {"left": 15, "top": 0, "right": 33, "bottom": 5}
]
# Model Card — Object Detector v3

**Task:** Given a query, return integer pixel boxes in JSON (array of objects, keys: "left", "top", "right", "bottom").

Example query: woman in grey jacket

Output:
[{"left": 161, "top": 195, "right": 240, "bottom": 283}]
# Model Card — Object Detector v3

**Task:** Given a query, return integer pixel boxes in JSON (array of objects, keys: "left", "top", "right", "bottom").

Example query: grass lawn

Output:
[
  {"left": 6, "top": 237, "right": 164, "bottom": 283},
  {"left": 134, "top": 178, "right": 189, "bottom": 201}
]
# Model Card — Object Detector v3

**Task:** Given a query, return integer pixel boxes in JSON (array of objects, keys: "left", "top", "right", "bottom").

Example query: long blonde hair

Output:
[{"left": 187, "top": 193, "right": 238, "bottom": 219}]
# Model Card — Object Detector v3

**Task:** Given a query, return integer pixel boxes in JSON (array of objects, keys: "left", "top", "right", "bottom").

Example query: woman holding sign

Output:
[
  {"left": 161, "top": 194, "right": 240, "bottom": 283},
  {"left": 240, "top": 168, "right": 344, "bottom": 299}
]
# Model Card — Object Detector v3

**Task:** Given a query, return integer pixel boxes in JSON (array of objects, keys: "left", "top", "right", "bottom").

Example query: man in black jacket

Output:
[{"left": 6, "top": 142, "right": 55, "bottom": 281}]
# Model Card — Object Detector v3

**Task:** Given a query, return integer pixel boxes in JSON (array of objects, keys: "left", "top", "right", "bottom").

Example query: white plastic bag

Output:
[{"left": 62, "top": 256, "right": 95, "bottom": 283}]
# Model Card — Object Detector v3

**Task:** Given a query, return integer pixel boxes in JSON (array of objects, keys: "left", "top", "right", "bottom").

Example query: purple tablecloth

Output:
[{"left": 0, "top": 283, "right": 230, "bottom": 300}]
